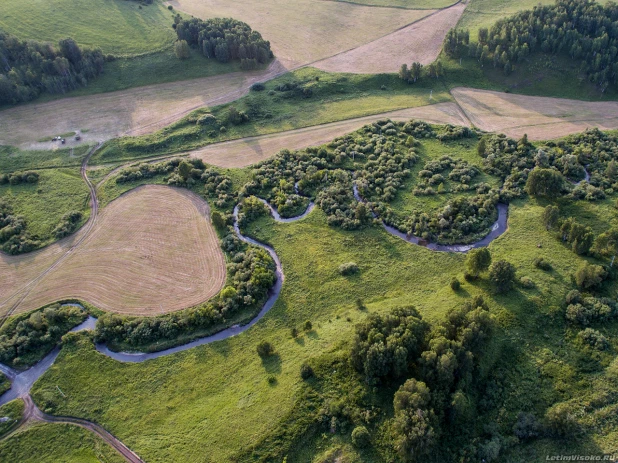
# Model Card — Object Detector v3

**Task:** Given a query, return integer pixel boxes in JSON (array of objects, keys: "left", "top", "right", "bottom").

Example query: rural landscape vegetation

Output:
[{"left": 1, "top": 0, "right": 618, "bottom": 461}]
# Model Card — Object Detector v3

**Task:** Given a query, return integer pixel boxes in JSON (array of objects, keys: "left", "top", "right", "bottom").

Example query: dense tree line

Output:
[
  {"left": 0, "top": 171, "right": 39, "bottom": 185},
  {"left": 0, "top": 199, "right": 39, "bottom": 254},
  {"left": 174, "top": 17, "right": 273, "bottom": 67},
  {"left": 459, "top": 0, "right": 618, "bottom": 90},
  {"left": 0, "top": 31, "right": 104, "bottom": 105},
  {"left": 0, "top": 303, "right": 86, "bottom": 367}
]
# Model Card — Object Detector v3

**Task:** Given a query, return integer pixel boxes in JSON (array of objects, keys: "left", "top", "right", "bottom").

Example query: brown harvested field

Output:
[
  {"left": 190, "top": 102, "right": 470, "bottom": 167},
  {"left": 6, "top": 185, "right": 226, "bottom": 316},
  {"left": 169, "top": 0, "right": 433, "bottom": 69},
  {"left": 0, "top": 62, "right": 285, "bottom": 149},
  {"left": 314, "top": 2, "right": 466, "bottom": 73},
  {"left": 451, "top": 87, "right": 618, "bottom": 140}
]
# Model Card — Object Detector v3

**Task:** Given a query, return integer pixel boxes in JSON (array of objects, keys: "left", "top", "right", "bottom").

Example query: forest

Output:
[
  {"left": 445, "top": 0, "right": 618, "bottom": 91},
  {"left": 174, "top": 17, "right": 273, "bottom": 68},
  {"left": 0, "top": 31, "right": 105, "bottom": 105}
]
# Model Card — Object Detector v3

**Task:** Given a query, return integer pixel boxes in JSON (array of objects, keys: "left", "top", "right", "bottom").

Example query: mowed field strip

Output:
[
  {"left": 452, "top": 87, "right": 618, "bottom": 140},
  {"left": 169, "top": 0, "right": 433, "bottom": 68},
  {"left": 190, "top": 102, "right": 471, "bottom": 167},
  {"left": 3, "top": 185, "right": 226, "bottom": 316},
  {"left": 314, "top": 2, "right": 467, "bottom": 73},
  {"left": 0, "top": 63, "right": 286, "bottom": 149}
]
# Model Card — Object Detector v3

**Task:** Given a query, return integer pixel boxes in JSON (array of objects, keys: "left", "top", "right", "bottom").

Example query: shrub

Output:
[
  {"left": 513, "top": 412, "right": 540, "bottom": 441},
  {"left": 338, "top": 262, "right": 359, "bottom": 276},
  {"left": 577, "top": 328, "right": 609, "bottom": 351},
  {"left": 525, "top": 168, "right": 565, "bottom": 197},
  {"left": 303, "top": 320, "right": 312, "bottom": 331},
  {"left": 519, "top": 276, "right": 535, "bottom": 289},
  {"left": 489, "top": 260, "right": 516, "bottom": 293},
  {"left": 544, "top": 402, "right": 579, "bottom": 437},
  {"left": 250, "top": 82, "right": 265, "bottom": 91},
  {"left": 351, "top": 425, "right": 370, "bottom": 448},
  {"left": 300, "top": 363, "right": 314, "bottom": 380},
  {"left": 291, "top": 327, "right": 298, "bottom": 338},
  {"left": 466, "top": 248, "right": 492, "bottom": 277},
  {"left": 450, "top": 278, "right": 461, "bottom": 291},
  {"left": 533, "top": 257, "right": 552, "bottom": 271},
  {"left": 574, "top": 263, "right": 607, "bottom": 290},
  {"left": 256, "top": 341, "right": 274, "bottom": 358},
  {"left": 174, "top": 40, "right": 190, "bottom": 59}
]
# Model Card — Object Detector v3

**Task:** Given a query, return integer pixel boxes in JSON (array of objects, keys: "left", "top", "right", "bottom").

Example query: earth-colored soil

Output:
[
  {"left": 3, "top": 186, "right": 226, "bottom": 316},
  {"left": 451, "top": 87, "right": 618, "bottom": 140},
  {"left": 190, "top": 102, "right": 470, "bottom": 167},
  {"left": 169, "top": 0, "right": 432, "bottom": 69},
  {"left": 0, "top": 62, "right": 286, "bottom": 150},
  {"left": 314, "top": 2, "right": 466, "bottom": 73}
]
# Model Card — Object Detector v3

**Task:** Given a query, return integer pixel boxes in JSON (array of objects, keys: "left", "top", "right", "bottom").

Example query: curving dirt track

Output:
[
  {"left": 451, "top": 87, "right": 618, "bottom": 140},
  {"left": 190, "top": 102, "right": 471, "bottom": 167},
  {"left": 3, "top": 186, "right": 226, "bottom": 317},
  {"left": 314, "top": 2, "right": 466, "bottom": 73},
  {"left": 0, "top": 62, "right": 287, "bottom": 149}
]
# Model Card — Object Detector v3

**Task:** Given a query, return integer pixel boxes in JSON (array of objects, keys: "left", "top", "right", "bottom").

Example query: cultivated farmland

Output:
[{"left": 4, "top": 186, "right": 226, "bottom": 316}]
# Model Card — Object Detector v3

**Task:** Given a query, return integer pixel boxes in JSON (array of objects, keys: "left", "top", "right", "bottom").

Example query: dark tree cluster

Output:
[
  {"left": 413, "top": 155, "right": 482, "bottom": 195},
  {"left": 564, "top": 290, "right": 616, "bottom": 325},
  {"left": 0, "top": 303, "right": 86, "bottom": 367},
  {"left": 0, "top": 170, "right": 39, "bottom": 185},
  {"left": 463, "top": 0, "right": 618, "bottom": 90},
  {"left": 53, "top": 211, "right": 82, "bottom": 239},
  {"left": 0, "top": 199, "right": 39, "bottom": 254},
  {"left": 174, "top": 17, "right": 273, "bottom": 68},
  {"left": 95, "top": 238, "right": 276, "bottom": 348},
  {"left": 436, "top": 125, "right": 475, "bottom": 142},
  {"left": 0, "top": 31, "right": 104, "bottom": 105},
  {"left": 115, "top": 158, "right": 233, "bottom": 207}
]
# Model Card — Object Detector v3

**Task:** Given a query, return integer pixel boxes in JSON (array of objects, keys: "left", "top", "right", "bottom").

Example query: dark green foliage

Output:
[
  {"left": 338, "top": 262, "right": 359, "bottom": 276},
  {"left": 533, "top": 257, "right": 552, "bottom": 271},
  {"left": 577, "top": 328, "right": 610, "bottom": 350},
  {"left": 559, "top": 217, "right": 595, "bottom": 255},
  {"left": 544, "top": 402, "right": 579, "bottom": 438},
  {"left": 94, "top": 240, "right": 276, "bottom": 350},
  {"left": 0, "top": 199, "right": 39, "bottom": 255},
  {"left": 574, "top": 263, "right": 607, "bottom": 289},
  {"left": 525, "top": 168, "right": 565, "bottom": 197},
  {"left": 466, "top": 248, "right": 492, "bottom": 278},
  {"left": 351, "top": 425, "right": 370, "bottom": 448},
  {"left": 413, "top": 155, "right": 481, "bottom": 195},
  {"left": 300, "top": 362, "right": 314, "bottom": 380},
  {"left": 0, "top": 171, "right": 39, "bottom": 185},
  {"left": 0, "top": 31, "right": 104, "bottom": 106},
  {"left": 471, "top": 0, "right": 618, "bottom": 91},
  {"left": 174, "top": 17, "right": 273, "bottom": 66},
  {"left": 450, "top": 278, "right": 461, "bottom": 291},
  {"left": 53, "top": 210, "right": 82, "bottom": 239},
  {"left": 593, "top": 228, "right": 618, "bottom": 260},
  {"left": 541, "top": 205, "right": 560, "bottom": 230},
  {"left": 443, "top": 29, "right": 470, "bottom": 59},
  {"left": 566, "top": 295, "right": 616, "bottom": 325},
  {"left": 512, "top": 412, "right": 541, "bottom": 441},
  {"left": 174, "top": 40, "right": 190, "bottom": 59},
  {"left": 304, "top": 320, "right": 312, "bottom": 331},
  {"left": 351, "top": 306, "right": 429, "bottom": 383},
  {"left": 0, "top": 304, "right": 86, "bottom": 367},
  {"left": 211, "top": 211, "right": 226, "bottom": 231},
  {"left": 256, "top": 341, "right": 274, "bottom": 358},
  {"left": 489, "top": 260, "right": 516, "bottom": 293}
]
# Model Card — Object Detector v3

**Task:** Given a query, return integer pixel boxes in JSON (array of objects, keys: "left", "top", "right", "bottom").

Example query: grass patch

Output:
[
  {"left": 0, "top": 145, "right": 89, "bottom": 173},
  {"left": 0, "top": 0, "right": 176, "bottom": 56},
  {"left": 91, "top": 67, "right": 450, "bottom": 164},
  {"left": 0, "top": 422, "right": 125, "bottom": 463},
  {"left": 0, "top": 400, "right": 24, "bottom": 438},
  {"left": 0, "top": 168, "right": 90, "bottom": 247}
]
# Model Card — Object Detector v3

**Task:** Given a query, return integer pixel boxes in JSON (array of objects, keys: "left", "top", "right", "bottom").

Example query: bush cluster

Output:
[
  {"left": 0, "top": 171, "right": 39, "bottom": 185},
  {"left": 565, "top": 290, "right": 617, "bottom": 326},
  {"left": 0, "top": 199, "right": 39, "bottom": 254}
]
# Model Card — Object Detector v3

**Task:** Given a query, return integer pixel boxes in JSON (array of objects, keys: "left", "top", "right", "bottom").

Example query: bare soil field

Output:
[
  {"left": 314, "top": 2, "right": 466, "bottom": 73},
  {"left": 0, "top": 63, "right": 285, "bottom": 150},
  {"left": 190, "top": 102, "right": 470, "bottom": 167},
  {"left": 4, "top": 186, "right": 226, "bottom": 316},
  {"left": 451, "top": 87, "right": 618, "bottom": 140},
  {"left": 169, "top": 0, "right": 433, "bottom": 69}
]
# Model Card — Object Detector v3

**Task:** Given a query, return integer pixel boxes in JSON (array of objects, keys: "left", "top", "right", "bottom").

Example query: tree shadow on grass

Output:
[{"left": 262, "top": 353, "right": 282, "bottom": 374}]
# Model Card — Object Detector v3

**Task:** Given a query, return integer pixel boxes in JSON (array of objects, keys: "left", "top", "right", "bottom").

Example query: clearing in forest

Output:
[
  {"left": 314, "top": 2, "right": 467, "bottom": 73},
  {"left": 190, "top": 102, "right": 470, "bottom": 167},
  {"left": 3, "top": 186, "right": 226, "bottom": 316},
  {"left": 451, "top": 87, "right": 618, "bottom": 140},
  {"left": 169, "top": 0, "right": 433, "bottom": 68}
]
